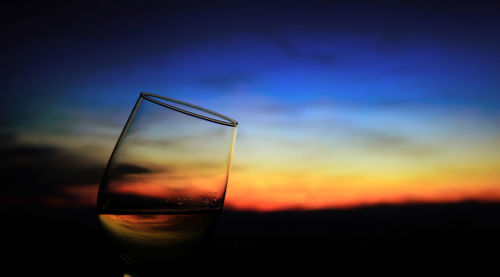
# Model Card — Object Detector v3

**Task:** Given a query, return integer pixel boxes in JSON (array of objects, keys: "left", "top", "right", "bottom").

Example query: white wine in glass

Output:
[{"left": 97, "top": 93, "right": 237, "bottom": 273}]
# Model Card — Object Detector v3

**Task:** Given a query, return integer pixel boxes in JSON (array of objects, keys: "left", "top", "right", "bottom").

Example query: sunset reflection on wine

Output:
[{"left": 99, "top": 210, "right": 220, "bottom": 265}]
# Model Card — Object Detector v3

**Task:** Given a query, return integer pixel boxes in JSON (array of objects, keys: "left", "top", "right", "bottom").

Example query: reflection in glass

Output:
[{"left": 97, "top": 93, "right": 237, "bottom": 272}]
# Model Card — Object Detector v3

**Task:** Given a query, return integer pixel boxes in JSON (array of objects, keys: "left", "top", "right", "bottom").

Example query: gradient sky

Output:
[{"left": 2, "top": 0, "right": 500, "bottom": 211}]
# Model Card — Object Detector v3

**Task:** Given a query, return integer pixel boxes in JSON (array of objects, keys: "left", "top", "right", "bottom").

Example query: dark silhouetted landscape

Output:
[{"left": 3, "top": 202, "right": 499, "bottom": 276}]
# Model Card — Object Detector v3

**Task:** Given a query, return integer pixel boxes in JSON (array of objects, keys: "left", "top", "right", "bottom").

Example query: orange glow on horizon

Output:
[
  {"left": 50, "top": 178, "right": 500, "bottom": 212},
  {"left": 41, "top": 101, "right": 500, "bottom": 212}
]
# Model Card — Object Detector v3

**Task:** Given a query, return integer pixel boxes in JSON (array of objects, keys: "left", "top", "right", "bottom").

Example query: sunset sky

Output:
[{"left": 2, "top": 0, "right": 500, "bottom": 211}]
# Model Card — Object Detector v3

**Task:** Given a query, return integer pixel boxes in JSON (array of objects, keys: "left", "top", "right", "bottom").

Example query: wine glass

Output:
[{"left": 97, "top": 92, "right": 237, "bottom": 274}]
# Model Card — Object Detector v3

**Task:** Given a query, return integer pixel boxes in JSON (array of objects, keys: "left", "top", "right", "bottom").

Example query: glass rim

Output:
[{"left": 140, "top": 92, "right": 238, "bottom": 127}]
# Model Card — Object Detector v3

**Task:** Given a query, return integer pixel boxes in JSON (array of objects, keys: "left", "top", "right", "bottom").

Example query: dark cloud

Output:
[
  {"left": 2, "top": 144, "right": 59, "bottom": 156},
  {"left": 0, "top": 136, "right": 147, "bottom": 203},
  {"left": 0, "top": 135, "right": 158, "bottom": 207},
  {"left": 0, "top": 132, "right": 19, "bottom": 144},
  {"left": 0, "top": 141, "right": 104, "bottom": 198},
  {"left": 113, "top": 163, "right": 152, "bottom": 175},
  {"left": 109, "top": 163, "right": 155, "bottom": 182}
]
